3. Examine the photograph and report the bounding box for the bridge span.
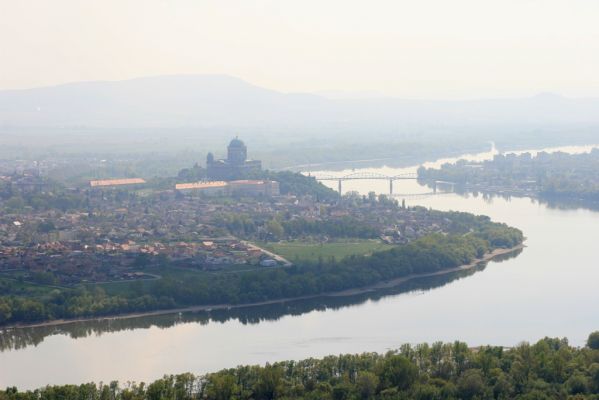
[308,172,455,196]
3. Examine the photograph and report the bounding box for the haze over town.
[1,1,598,398]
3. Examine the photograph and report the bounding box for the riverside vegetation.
[2,332,599,400]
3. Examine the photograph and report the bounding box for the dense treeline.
[0,185,85,213]
[0,221,522,326]
[249,170,338,201]
[215,214,379,240]
[280,217,379,239]
[541,177,599,202]
[2,332,599,399]
[177,163,207,181]
[427,210,524,249]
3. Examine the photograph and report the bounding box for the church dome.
[228,137,245,148]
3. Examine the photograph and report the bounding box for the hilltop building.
[175,181,228,196]
[229,180,280,196]
[206,138,262,180]
[89,178,146,188]
[176,180,279,197]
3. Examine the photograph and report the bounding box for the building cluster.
[300,197,452,244]
[175,179,279,197]
[0,237,273,285]
[80,139,279,197]
[0,172,52,194]
[0,191,300,284]
[176,138,279,197]
[90,178,146,187]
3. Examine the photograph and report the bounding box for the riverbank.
[328,244,524,297]
[444,185,599,211]
[1,243,524,331]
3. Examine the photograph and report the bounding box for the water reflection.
[447,188,599,213]
[0,249,522,353]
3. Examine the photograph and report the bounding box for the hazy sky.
[1,0,598,98]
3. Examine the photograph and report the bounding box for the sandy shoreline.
[2,244,524,330]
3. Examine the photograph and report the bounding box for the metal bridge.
[308,172,454,196]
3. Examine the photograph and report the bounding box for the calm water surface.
[1,145,599,389]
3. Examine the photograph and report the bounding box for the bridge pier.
[338,179,342,195]
[389,179,393,195]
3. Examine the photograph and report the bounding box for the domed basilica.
[206,138,262,180]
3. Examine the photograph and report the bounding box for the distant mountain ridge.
[0,75,328,129]
[1,74,598,131]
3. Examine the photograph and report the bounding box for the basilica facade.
[206,138,262,180]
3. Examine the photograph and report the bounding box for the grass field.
[260,240,395,263]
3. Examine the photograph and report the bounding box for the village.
[0,138,462,288]
[0,174,457,287]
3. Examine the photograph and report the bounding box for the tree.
[587,331,599,350]
[205,374,239,400]
[457,369,486,400]
[332,383,352,400]
[266,220,284,241]
[5,196,25,211]
[589,363,599,394]
[253,364,284,400]
[566,374,588,395]
[37,220,56,233]
[0,300,12,324]
[355,372,379,400]
[377,355,418,391]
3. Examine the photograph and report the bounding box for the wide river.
[1,144,599,389]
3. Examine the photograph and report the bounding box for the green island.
[2,332,598,400]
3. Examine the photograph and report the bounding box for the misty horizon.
[1,73,595,102]
[3,1,599,99]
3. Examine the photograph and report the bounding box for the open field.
[260,240,395,263]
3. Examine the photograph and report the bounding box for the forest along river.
[1,144,599,389]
